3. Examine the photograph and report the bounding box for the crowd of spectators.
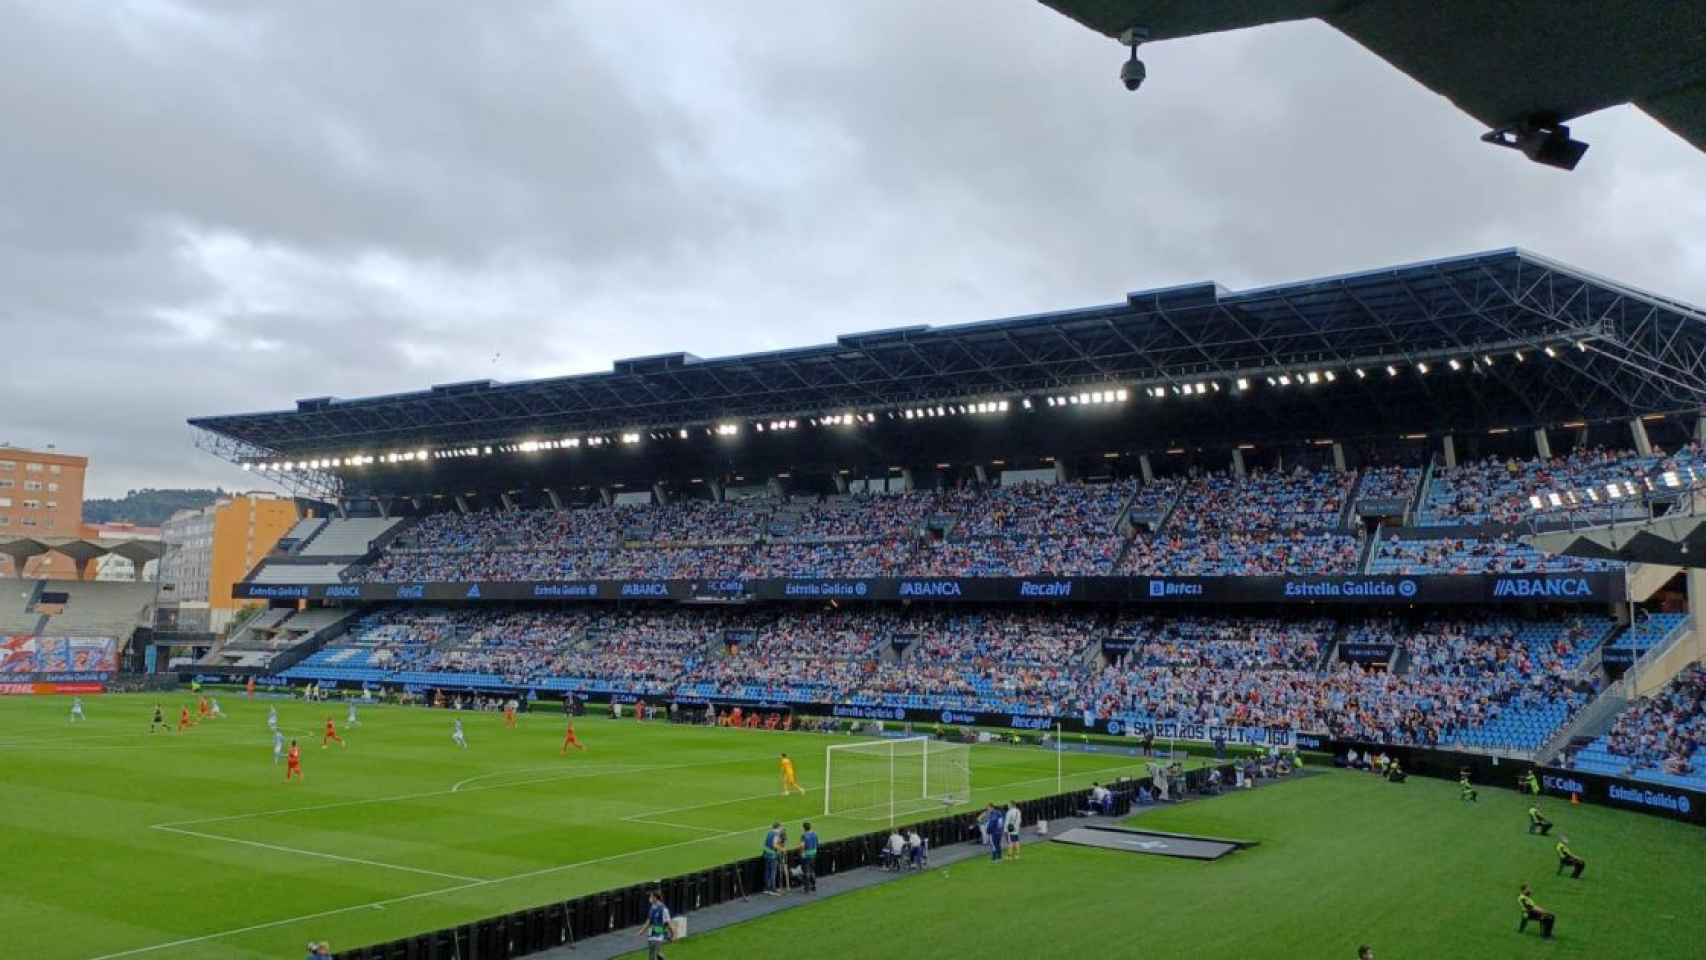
[295,603,1630,754]
[1355,465,1421,503]
[1369,533,1621,574]
[774,493,939,542]
[640,501,765,544]
[1169,467,1355,534]
[744,540,916,578]
[1122,530,1363,576]
[1125,477,1186,520]
[1600,664,1705,777]
[1112,616,1331,671]
[946,479,1137,537]
[1417,444,1706,526]
[911,534,1126,577]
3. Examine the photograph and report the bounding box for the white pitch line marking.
[156,753,755,830]
[88,819,774,960]
[449,761,640,792]
[152,825,484,883]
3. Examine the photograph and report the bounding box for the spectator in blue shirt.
[641,890,671,960]
[762,822,782,895]
[798,822,819,893]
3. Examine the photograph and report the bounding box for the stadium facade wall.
[234,572,1626,605]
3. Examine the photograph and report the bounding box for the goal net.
[823,737,971,823]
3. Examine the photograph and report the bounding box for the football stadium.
[8,3,1706,960]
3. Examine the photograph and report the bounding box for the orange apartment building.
[0,445,87,578]
[160,492,299,629]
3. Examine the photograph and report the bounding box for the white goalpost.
[823,736,971,825]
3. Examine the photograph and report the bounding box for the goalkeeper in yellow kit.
[780,753,806,797]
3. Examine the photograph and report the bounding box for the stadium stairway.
[23,578,45,613]
[265,606,362,674]
[284,517,330,555]
[1335,468,1363,530]
[1626,617,1702,700]
[1536,682,1629,767]
[1357,525,1384,574]
[1407,457,1436,526]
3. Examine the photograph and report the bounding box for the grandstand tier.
[279,604,1624,756]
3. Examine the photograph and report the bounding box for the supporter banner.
[1537,766,1704,826]
[2,636,118,677]
[1339,642,1397,665]
[1600,646,1637,677]
[236,572,1625,605]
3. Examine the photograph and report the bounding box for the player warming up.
[452,718,468,749]
[779,753,806,797]
[1517,883,1554,938]
[322,716,346,749]
[1555,835,1587,879]
[285,739,303,782]
[68,696,85,723]
[560,718,586,755]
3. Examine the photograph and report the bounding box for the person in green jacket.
[1555,835,1586,879]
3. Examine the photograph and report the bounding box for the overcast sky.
[4,0,1704,499]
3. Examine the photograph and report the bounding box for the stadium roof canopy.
[0,536,163,579]
[192,249,1706,499]
[1038,0,1706,169]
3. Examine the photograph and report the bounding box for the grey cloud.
[0,0,1702,498]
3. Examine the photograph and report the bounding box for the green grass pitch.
[1,693,1170,959]
[617,756,1706,959]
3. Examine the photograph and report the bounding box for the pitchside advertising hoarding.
[235,572,1625,605]
[1539,767,1704,826]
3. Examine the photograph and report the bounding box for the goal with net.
[823,736,971,823]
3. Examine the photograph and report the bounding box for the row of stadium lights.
[1152,344,1586,398]
[1528,467,1696,513]
[246,348,1586,473]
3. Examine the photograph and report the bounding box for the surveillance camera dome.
[1120,57,1145,91]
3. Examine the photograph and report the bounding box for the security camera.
[1118,26,1149,92]
[1120,56,1146,91]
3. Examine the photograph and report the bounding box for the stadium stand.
[298,517,401,556]
[1369,531,1621,574]
[1416,445,1706,526]
[1571,663,1706,789]
[1608,612,1689,653]
[1121,467,1364,575]
[283,603,1621,753]
[250,563,351,584]
[23,580,153,640]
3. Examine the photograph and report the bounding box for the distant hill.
[83,488,226,526]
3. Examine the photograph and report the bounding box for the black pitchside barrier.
[331,786,1103,960]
